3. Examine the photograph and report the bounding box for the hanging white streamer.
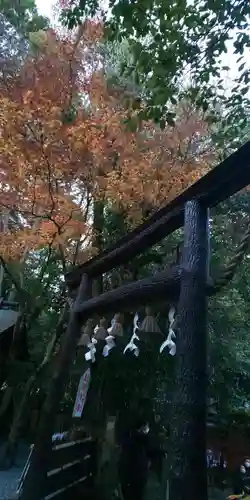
[123,313,140,357]
[103,316,116,357]
[85,338,97,362]
[107,316,116,334]
[159,307,176,356]
[103,335,116,357]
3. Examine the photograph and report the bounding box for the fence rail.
[17,438,97,500]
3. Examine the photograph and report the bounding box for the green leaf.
[239,62,246,72]
[153,91,169,106]
[241,86,249,96]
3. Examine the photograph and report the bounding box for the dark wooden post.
[20,274,91,500]
[170,200,208,500]
[206,208,211,280]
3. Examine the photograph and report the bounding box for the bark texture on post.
[170,200,208,500]
[20,274,91,500]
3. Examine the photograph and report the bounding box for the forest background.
[0,0,249,467]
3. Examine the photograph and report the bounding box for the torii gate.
[20,140,250,500]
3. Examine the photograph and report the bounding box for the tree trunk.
[20,275,91,500]
[10,313,29,361]
[169,200,208,500]
[0,263,4,297]
[92,200,104,296]
[2,305,69,468]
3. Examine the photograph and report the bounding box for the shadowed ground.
[0,441,29,500]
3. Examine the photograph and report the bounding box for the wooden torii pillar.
[20,200,209,500]
[170,200,208,500]
[20,275,92,500]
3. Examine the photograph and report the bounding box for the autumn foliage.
[0,20,214,263]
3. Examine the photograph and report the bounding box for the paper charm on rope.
[103,335,116,357]
[103,315,117,357]
[107,316,115,333]
[85,337,97,362]
[159,307,176,356]
[123,313,140,357]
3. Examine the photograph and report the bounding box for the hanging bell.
[78,318,95,346]
[108,313,123,337]
[94,317,108,340]
[140,306,162,334]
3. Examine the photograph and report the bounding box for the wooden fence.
[17,437,97,500]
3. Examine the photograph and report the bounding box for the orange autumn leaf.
[0,21,215,263]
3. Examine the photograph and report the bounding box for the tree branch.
[0,257,28,303]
